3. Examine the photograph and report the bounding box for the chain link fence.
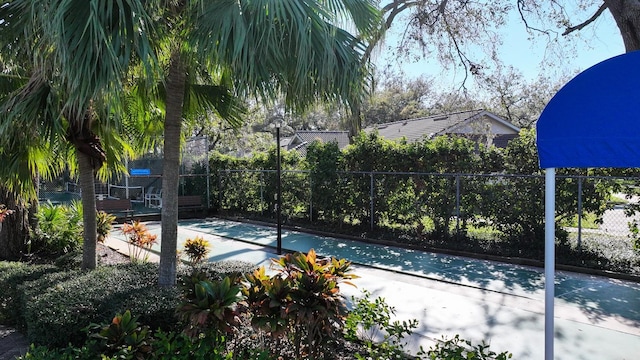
[38,137,211,212]
[214,171,640,244]
[37,169,640,245]
[36,169,640,273]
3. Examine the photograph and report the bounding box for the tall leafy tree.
[362,74,433,126]
[343,1,637,137]
[373,1,635,76]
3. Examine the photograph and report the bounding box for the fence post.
[205,172,210,209]
[309,176,313,222]
[218,170,223,209]
[577,177,583,251]
[260,171,265,215]
[456,175,461,240]
[370,172,375,230]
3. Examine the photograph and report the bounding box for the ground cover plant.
[2,248,512,359]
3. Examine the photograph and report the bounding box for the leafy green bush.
[22,263,180,347]
[177,275,244,337]
[53,251,83,269]
[30,201,83,257]
[96,210,116,243]
[19,321,232,360]
[244,249,358,359]
[151,329,231,359]
[214,129,630,274]
[183,236,211,264]
[7,259,256,348]
[0,262,60,326]
[306,140,343,222]
[422,334,512,360]
[189,260,258,281]
[18,344,107,360]
[89,310,154,359]
[345,290,418,360]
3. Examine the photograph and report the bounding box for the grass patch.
[561,212,601,229]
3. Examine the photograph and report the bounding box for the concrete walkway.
[104,217,640,360]
[0,326,28,360]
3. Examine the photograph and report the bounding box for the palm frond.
[184,84,246,128]
[189,0,379,113]
[42,0,157,113]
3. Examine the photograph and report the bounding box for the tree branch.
[562,3,608,36]
[363,0,421,62]
[517,0,552,35]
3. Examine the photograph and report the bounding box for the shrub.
[422,334,512,359]
[244,249,358,359]
[151,329,231,359]
[19,322,231,360]
[176,275,245,337]
[345,290,418,360]
[190,260,258,281]
[0,262,60,326]
[183,236,211,264]
[23,263,180,347]
[122,220,158,262]
[30,202,83,257]
[89,310,154,359]
[53,251,83,269]
[18,344,105,360]
[96,211,116,243]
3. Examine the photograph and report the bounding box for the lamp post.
[275,120,282,255]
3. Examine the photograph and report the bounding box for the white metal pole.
[276,125,282,255]
[545,168,556,360]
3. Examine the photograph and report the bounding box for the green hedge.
[0,262,61,327]
[213,130,625,260]
[190,260,258,281]
[4,260,259,348]
[22,263,181,347]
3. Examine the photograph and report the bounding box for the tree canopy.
[372,1,633,84]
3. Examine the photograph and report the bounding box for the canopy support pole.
[545,168,556,359]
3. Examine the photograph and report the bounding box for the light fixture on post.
[275,117,283,255]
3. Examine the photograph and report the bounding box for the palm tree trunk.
[78,151,98,269]
[159,50,186,286]
[348,102,362,141]
[0,188,31,260]
[68,109,104,270]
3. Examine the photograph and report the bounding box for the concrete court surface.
[107,218,640,359]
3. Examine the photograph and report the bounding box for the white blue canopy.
[536,50,639,359]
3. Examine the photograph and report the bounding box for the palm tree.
[0,0,156,269]
[0,33,72,260]
[1,0,382,281]
[146,1,382,286]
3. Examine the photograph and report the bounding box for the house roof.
[285,130,350,157]
[363,109,520,143]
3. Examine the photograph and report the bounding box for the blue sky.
[374,6,625,89]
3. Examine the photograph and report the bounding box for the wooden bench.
[96,198,133,220]
[178,195,203,209]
